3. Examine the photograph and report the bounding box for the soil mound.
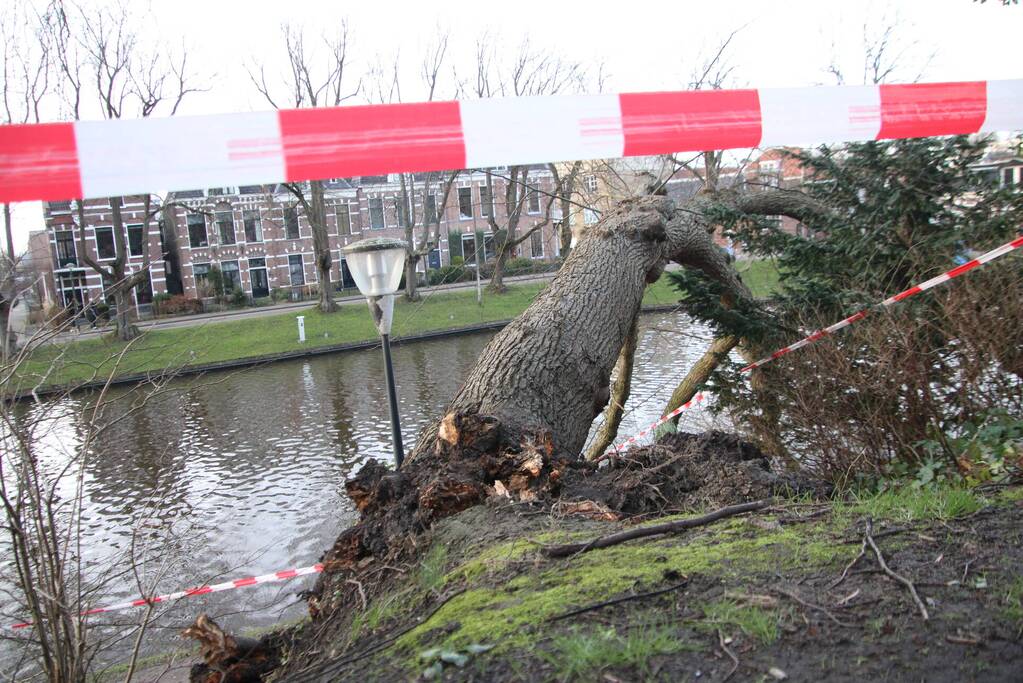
[562,430,823,515]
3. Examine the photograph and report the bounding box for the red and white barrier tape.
[603,233,1023,457]
[2,80,1022,204]
[10,563,323,629]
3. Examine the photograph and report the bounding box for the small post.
[381,333,404,467]
[296,315,305,342]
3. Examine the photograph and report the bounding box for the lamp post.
[342,237,409,468]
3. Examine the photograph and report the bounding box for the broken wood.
[863,518,930,620]
[542,499,771,558]
[182,614,278,683]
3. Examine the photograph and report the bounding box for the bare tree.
[44,0,201,340]
[461,38,587,292]
[1,1,51,358]
[366,35,461,301]
[824,11,936,86]
[250,23,360,313]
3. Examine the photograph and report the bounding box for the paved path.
[44,272,556,343]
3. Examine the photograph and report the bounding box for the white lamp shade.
[343,239,407,297]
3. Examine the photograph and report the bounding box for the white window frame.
[94,226,117,260]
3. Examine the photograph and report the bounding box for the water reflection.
[2,311,721,666]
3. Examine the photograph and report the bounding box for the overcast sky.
[7,0,1023,249]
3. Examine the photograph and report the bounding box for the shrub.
[229,287,248,307]
[153,294,202,316]
[427,264,470,286]
[681,136,1023,486]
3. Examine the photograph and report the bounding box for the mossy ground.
[275,482,1023,682]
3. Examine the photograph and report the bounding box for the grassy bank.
[13,262,780,391]
[278,483,1023,682]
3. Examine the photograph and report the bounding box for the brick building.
[43,196,172,310]
[41,167,560,309]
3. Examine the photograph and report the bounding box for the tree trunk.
[112,283,137,341]
[487,244,508,293]
[663,335,739,426]
[404,251,420,301]
[584,313,640,460]
[309,181,337,314]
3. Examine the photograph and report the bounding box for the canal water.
[1,311,724,670]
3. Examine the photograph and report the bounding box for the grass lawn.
[14,264,780,391]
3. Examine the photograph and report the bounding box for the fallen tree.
[185,189,829,681]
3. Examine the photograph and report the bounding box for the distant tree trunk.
[584,313,640,460]
[309,181,336,313]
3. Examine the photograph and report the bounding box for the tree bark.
[309,181,337,313]
[584,313,640,460]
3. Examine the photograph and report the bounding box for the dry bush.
[745,259,1023,486]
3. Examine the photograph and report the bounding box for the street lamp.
[342,237,409,468]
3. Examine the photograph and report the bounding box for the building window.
[531,229,544,258]
[462,233,478,264]
[187,214,208,248]
[583,208,598,225]
[285,207,300,239]
[480,185,492,216]
[527,186,541,214]
[95,227,116,259]
[585,175,598,193]
[207,187,237,197]
[222,260,240,291]
[243,209,263,242]
[193,262,211,288]
[55,229,77,267]
[126,224,144,257]
[289,254,305,286]
[424,194,437,224]
[369,197,385,229]
[216,210,235,245]
[458,187,473,219]
[336,204,351,235]
[134,271,153,305]
[1003,168,1016,186]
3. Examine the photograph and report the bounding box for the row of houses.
[39,168,561,311]
[34,146,1023,313]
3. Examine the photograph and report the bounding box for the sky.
[6,0,1023,250]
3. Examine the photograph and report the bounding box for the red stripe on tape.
[619,89,762,156]
[276,569,298,579]
[233,577,258,587]
[0,123,81,202]
[1012,235,1023,249]
[878,82,987,140]
[845,311,868,324]
[278,102,465,182]
[186,586,213,596]
[946,258,981,279]
[892,285,922,302]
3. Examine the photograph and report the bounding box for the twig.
[542,500,771,558]
[828,535,867,590]
[548,580,688,622]
[346,579,367,610]
[864,518,929,620]
[718,629,739,681]
[771,587,854,628]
